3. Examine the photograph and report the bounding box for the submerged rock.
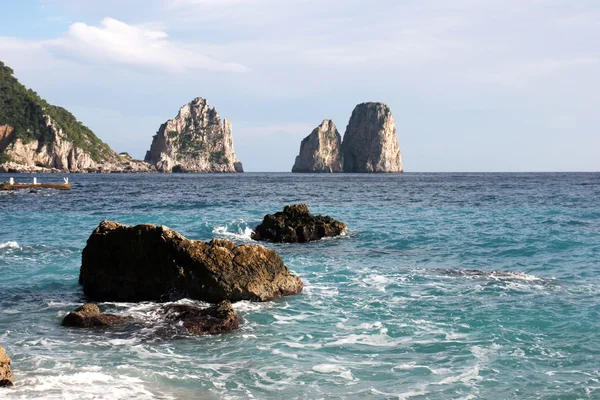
[341,102,403,173]
[292,120,343,173]
[0,346,13,387]
[252,204,346,243]
[161,301,239,335]
[79,221,303,302]
[61,304,133,328]
[144,97,243,173]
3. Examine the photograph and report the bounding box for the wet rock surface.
[79,221,303,302]
[0,346,13,387]
[161,301,239,335]
[252,204,347,243]
[61,304,134,328]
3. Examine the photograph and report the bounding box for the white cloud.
[44,17,247,73]
[477,57,599,88]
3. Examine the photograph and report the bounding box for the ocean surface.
[0,172,599,399]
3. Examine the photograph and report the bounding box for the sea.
[0,172,599,399]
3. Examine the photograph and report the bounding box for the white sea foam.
[212,222,254,240]
[0,241,20,249]
[360,273,391,292]
[4,369,175,400]
[437,367,481,385]
[312,364,356,381]
[329,333,398,347]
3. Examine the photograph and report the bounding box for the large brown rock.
[252,204,347,243]
[61,304,133,328]
[0,346,13,387]
[79,221,303,302]
[162,301,239,335]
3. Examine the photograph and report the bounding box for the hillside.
[0,61,151,172]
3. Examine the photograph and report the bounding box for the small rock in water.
[252,204,346,243]
[0,346,13,387]
[161,301,239,335]
[61,304,133,328]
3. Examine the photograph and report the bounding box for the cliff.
[291,120,343,173]
[144,98,243,173]
[0,61,153,173]
[341,102,403,173]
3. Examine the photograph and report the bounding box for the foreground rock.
[62,302,239,335]
[145,97,243,173]
[61,304,133,328]
[80,221,302,302]
[292,120,343,173]
[0,346,13,387]
[341,102,403,173]
[252,204,346,243]
[162,301,239,335]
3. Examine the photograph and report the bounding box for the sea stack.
[291,120,343,173]
[341,102,403,173]
[145,97,243,173]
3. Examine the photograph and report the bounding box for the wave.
[0,241,20,249]
[439,268,546,282]
[212,221,254,241]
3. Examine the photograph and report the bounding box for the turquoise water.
[0,172,599,399]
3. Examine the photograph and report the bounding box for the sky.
[0,0,599,172]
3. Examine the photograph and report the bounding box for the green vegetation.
[0,153,13,163]
[210,150,229,165]
[0,60,113,162]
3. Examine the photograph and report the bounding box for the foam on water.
[1,172,599,399]
[212,220,254,241]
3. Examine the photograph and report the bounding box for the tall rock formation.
[292,120,343,173]
[145,98,243,173]
[0,61,153,173]
[341,102,403,173]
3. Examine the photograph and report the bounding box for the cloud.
[44,17,247,73]
[477,57,599,88]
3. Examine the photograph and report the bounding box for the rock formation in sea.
[62,302,239,335]
[79,221,302,302]
[0,61,154,173]
[0,346,13,387]
[161,301,239,335]
[291,120,343,173]
[252,204,347,243]
[341,102,403,173]
[144,97,244,173]
[61,304,133,328]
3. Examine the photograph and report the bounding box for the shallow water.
[0,172,599,399]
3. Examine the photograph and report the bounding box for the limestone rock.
[144,97,243,173]
[341,102,403,173]
[61,304,133,328]
[292,120,343,173]
[0,346,13,387]
[79,221,302,302]
[252,204,347,243]
[161,301,239,335]
[0,61,155,173]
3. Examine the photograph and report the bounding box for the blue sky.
[1,0,599,171]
